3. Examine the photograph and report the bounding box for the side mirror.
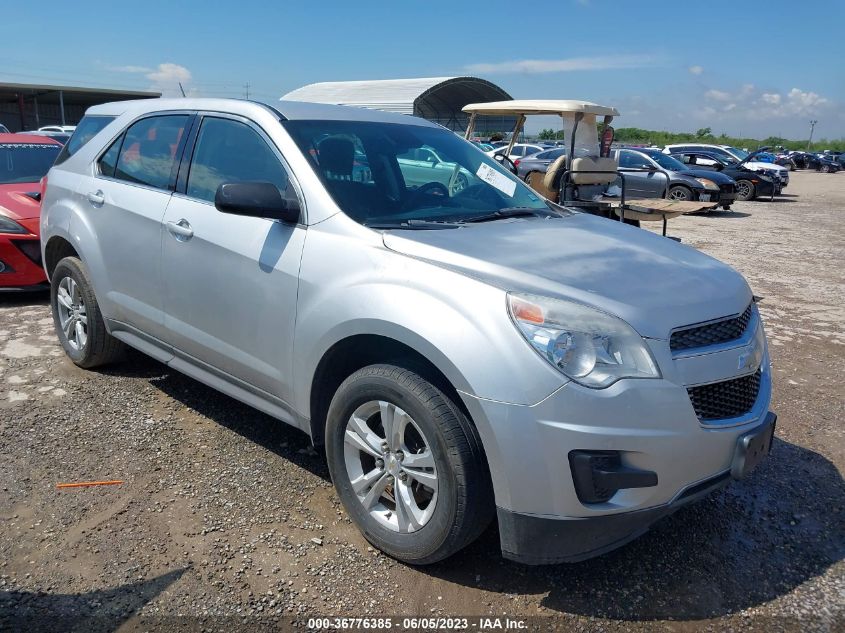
[713,162,724,171]
[215,182,300,223]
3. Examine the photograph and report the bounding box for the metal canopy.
[0,82,160,131]
[282,77,514,132]
[462,99,620,117]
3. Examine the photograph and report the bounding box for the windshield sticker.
[476,163,516,197]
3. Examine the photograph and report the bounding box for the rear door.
[160,114,306,400]
[88,112,192,338]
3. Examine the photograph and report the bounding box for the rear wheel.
[325,364,493,565]
[51,257,125,368]
[667,185,692,201]
[735,179,755,201]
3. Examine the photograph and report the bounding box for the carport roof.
[281,76,512,117]
[0,82,160,108]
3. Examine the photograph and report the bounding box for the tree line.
[532,126,845,152]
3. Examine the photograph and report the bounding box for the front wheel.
[667,185,692,201]
[325,364,493,565]
[51,256,125,368]
[735,179,755,201]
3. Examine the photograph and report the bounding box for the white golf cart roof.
[462,100,619,117]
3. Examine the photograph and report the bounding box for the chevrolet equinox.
[40,99,776,564]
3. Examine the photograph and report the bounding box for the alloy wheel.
[343,400,438,533]
[56,276,88,351]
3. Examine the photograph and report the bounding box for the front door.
[160,115,306,401]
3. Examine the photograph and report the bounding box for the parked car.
[38,125,76,134]
[667,150,778,201]
[487,143,545,161]
[21,130,72,145]
[397,145,473,193]
[515,147,566,181]
[471,141,494,152]
[614,148,737,209]
[814,153,841,173]
[663,144,789,189]
[0,133,62,288]
[42,98,775,565]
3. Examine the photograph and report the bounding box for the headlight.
[508,293,660,388]
[0,215,28,234]
[694,178,719,191]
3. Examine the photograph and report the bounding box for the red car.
[0,134,62,289]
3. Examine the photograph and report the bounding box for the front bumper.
[0,233,47,289]
[497,412,775,564]
[460,316,773,564]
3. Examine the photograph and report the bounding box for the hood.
[382,213,751,340]
[743,160,787,173]
[0,183,42,221]
[679,168,736,185]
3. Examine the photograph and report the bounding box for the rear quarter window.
[54,115,116,165]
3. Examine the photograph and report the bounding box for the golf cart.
[463,100,720,235]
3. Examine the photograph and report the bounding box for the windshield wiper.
[364,219,462,230]
[459,207,551,223]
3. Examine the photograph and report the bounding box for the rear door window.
[54,115,115,165]
[112,115,189,190]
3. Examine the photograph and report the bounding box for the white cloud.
[147,63,191,86]
[761,93,781,105]
[464,54,659,74]
[108,65,153,73]
[145,63,193,96]
[688,65,704,75]
[723,103,737,112]
[104,61,195,96]
[704,89,731,102]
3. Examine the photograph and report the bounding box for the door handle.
[166,219,194,241]
[87,190,105,205]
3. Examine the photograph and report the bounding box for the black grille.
[687,370,761,421]
[671,303,753,351]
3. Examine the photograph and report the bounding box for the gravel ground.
[1,171,843,632]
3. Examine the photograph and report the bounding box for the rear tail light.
[39,176,48,201]
[514,159,521,167]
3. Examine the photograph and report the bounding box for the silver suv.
[41,98,776,565]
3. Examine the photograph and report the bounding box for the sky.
[2,0,843,140]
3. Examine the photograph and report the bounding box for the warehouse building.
[0,82,160,132]
[282,76,514,134]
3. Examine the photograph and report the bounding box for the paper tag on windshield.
[476,163,516,197]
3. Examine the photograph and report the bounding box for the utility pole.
[807,120,817,151]
[244,82,250,99]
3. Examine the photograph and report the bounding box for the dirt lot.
[1,171,843,632]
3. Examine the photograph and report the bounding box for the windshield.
[725,146,749,160]
[0,143,61,184]
[641,151,688,171]
[283,120,550,226]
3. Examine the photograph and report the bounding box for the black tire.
[722,204,731,211]
[735,179,755,201]
[325,364,493,565]
[821,164,830,173]
[667,185,692,201]
[50,256,125,368]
